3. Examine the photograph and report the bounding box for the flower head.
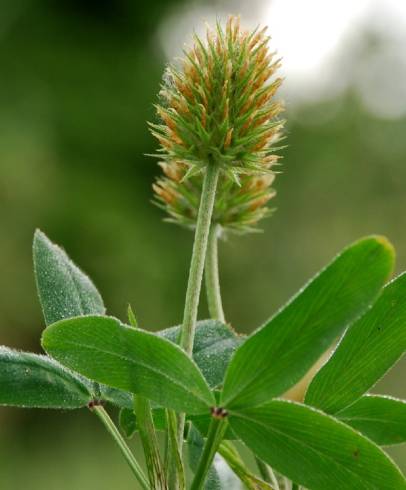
[153,163,278,233]
[151,16,285,233]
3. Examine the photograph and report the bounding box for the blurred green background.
[1,0,406,487]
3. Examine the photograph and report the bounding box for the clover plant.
[2,16,406,490]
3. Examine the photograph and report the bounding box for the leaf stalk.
[93,405,150,490]
[177,162,220,449]
[134,395,168,489]
[190,415,228,490]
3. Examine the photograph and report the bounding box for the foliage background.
[1,0,406,487]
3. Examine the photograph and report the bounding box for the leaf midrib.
[224,287,349,405]
[1,353,89,393]
[52,336,212,409]
[339,415,406,426]
[224,246,382,406]
[232,409,383,490]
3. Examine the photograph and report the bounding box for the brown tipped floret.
[150,16,285,234]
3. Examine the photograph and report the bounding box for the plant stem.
[220,442,276,489]
[166,409,186,490]
[205,223,225,322]
[256,456,280,489]
[203,178,278,490]
[93,405,150,490]
[163,411,171,484]
[190,417,228,490]
[179,163,220,354]
[177,163,220,448]
[134,395,168,489]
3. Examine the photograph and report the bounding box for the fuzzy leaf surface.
[33,230,132,409]
[306,273,406,413]
[100,385,133,409]
[337,395,406,446]
[229,400,406,490]
[159,320,243,388]
[222,236,394,409]
[33,229,105,326]
[42,315,215,414]
[99,320,241,410]
[0,347,92,408]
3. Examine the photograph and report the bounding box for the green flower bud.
[151,16,285,234]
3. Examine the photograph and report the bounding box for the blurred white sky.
[157,0,406,119]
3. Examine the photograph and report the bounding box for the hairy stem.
[205,222,264,489]
[166,409,186,490]
[179,163,220,354]
[205,223,225,322]
[177,163,220,448]
[93,406,150,490]
[190,417,228,490]
[134,396,168,489]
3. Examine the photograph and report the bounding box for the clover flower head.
[151,16,285,234]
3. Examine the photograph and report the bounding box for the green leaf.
[119,408,137,438]
[187,424,240,489]
[119,406,168,436]
[148,407,167,431]
[127,304,138,328]
[160,320,243,388]
[336,395,406,446]
[33,229,105,326]
[32,231,135,413]
[229,400,406,490]
[221,236,394,409]
[305,273,406,413]
[0,347,92,408]
[99,320,240,411]
[42,315,215,414]
[94,320,241,411]
[100,385,133,410]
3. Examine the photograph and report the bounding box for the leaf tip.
[40,328,50,353]
[33,229,55,259]
[33,228,48,245]
[374,234,395,256]
[373,234,396,278]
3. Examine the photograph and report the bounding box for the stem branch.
[134,395,168,489]
[93,405,150,490]
[177,163,220,449]
[166,409,186,490]
[179,163,220,354]
[205,223,225,322]
[190,417,228,490]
